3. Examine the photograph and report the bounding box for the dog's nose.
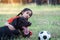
[43,35,47,39]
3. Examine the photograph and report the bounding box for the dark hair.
[17,8,33,17]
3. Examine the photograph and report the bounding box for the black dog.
[0,17,31,40]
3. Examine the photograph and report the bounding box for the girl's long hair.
[17,8,33,17]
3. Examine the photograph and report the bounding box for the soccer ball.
[38,31,51,40]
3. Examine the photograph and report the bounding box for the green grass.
[0,4,60,40]
[0,11,60,40]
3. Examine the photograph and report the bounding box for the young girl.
[4,8,33,40]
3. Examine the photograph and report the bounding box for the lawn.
[0,4,60,40]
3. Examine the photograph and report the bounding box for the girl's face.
[22,11,32,19]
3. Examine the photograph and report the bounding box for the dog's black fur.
[0,17,31,40]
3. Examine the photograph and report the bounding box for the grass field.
[0,4,60,40]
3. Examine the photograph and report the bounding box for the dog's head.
[10,17,31,37]
[11,17,31,29]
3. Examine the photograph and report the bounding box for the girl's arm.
[5,22,15,30]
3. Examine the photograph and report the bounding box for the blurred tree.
[1,0,8,3]
[36,0,42,5]
[57,0,60,4]
[32,0,35,3]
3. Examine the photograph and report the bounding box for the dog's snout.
[43,35,47,39]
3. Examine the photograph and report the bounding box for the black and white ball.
[38,31,51,40]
